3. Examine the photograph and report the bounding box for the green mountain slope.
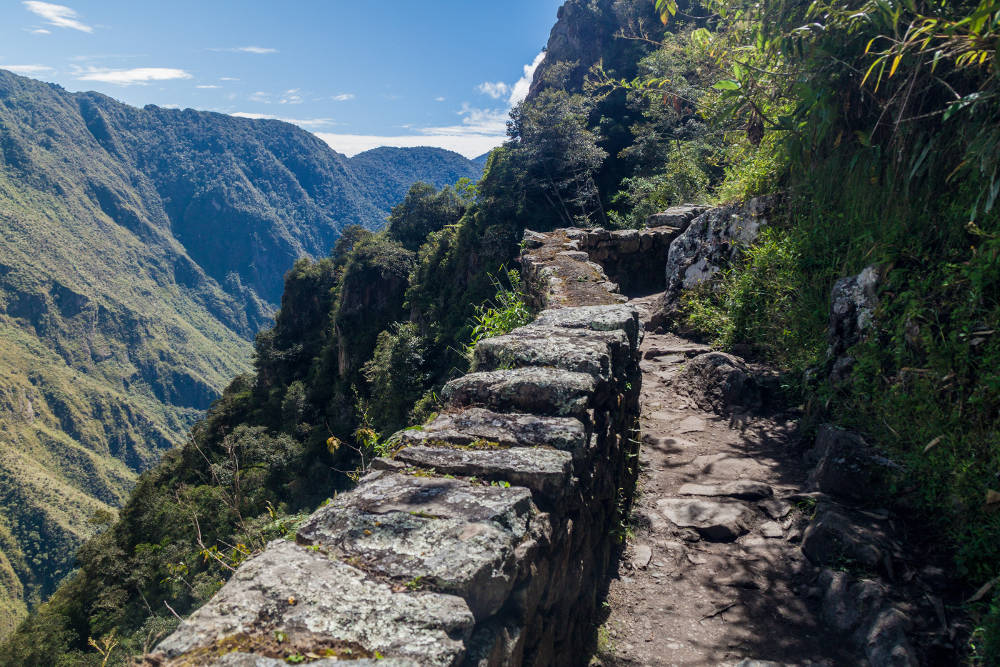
[0,68,480,638]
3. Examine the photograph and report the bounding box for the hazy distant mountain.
[0,68,481,635]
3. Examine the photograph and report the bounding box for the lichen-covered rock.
[390,445,574,501]
[663,197,772,295]
[474,328,613,381]
[807,425,902,502]
[151,541,474,666]
[829,266,879,359]
[826,265,880,382]
[534,304,640,350]
[296,473,533,621]
[676,352,760,413]
[442,367,597,417]
[395,408,588,460]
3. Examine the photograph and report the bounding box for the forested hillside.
[0,68,481,639]
[2,0,997,662]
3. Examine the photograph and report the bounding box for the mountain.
[0,68,481,637]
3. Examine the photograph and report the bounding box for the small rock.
[760,499,793,520]
[657,498,753,542]
[760,522,784,538]
[631,544,653,570]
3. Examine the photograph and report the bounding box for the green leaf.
[713,79,740,90]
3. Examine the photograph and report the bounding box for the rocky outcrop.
[149,230,643,666]
[827,266,880,382]
[653,197,773,329]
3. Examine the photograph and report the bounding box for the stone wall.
[147,231,643,666]
[519,205,705,303]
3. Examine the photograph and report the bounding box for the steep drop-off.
[0,68,481,636]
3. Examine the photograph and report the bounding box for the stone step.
[442,367,596,417]
[297,472,534,621]
[150,541,472,666]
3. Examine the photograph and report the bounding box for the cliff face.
[0,68,481,636]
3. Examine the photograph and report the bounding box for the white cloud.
[219,76,239,81]
[212,46,278,54]
[196,84,219,89]
[316,133,501,159]
[230,112,335,128]
[435,96,446,102]
[75,67,192,85]
[26,28,51,34]
[477,81,510,99]
[249,91,270,103]
[331,93,355,102]
[280,88,302,104]
[508,51,545,106]
[1,64,55,74]
[23,1,92,32]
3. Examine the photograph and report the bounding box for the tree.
[507,89,608,227]
[385,183,466,251]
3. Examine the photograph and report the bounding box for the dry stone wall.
[148,230,644,666]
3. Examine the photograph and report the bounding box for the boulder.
[864,607,918,667]
[807,425,902,503]
[819,569,885,633]
[660,197,773,311]
[801,504,893,571]
[677,352,760,413]
[827,266,880,382]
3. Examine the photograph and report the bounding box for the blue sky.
[0,1,565,157]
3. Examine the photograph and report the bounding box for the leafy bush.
[466,269,533,359]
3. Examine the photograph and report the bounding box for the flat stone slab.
[395,408,588,459]
[760,521,784,538]
[677,481,773,500]
[657,498,754,542]
[474,329,612,381]
[297,472,532,620]
[152,541,474,666]
[214,655,416,667]
[442,367,596,417]
[390,445,573,500]
[534,304,640,350]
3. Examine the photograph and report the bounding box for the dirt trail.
[596,294,855,666]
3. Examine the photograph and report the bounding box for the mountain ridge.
[0,67,482,637]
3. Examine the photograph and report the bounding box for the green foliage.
[507,90,609,227]
[682,226,825,368]
[971,590,1000,665]
[386,183,468,251]
[362,323,429,436]
[467,269,533,357]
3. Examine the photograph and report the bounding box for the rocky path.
[596,295,856,666]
